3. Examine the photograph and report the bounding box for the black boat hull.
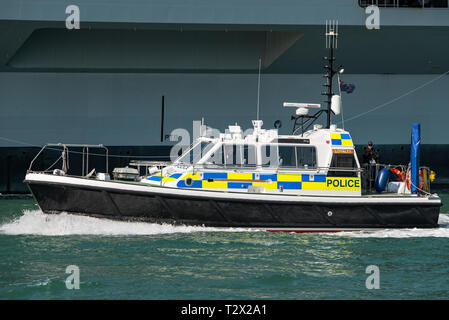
[25,176,442,231]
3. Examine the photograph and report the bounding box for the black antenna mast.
[323,20,339,129]
[288,21,342,135]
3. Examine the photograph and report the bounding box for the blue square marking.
[278,181,301,190]
[228,182,252,189]
[331,139,342,145]
[259,174,277,181]
[204,172,228,180]
[177,180,202,188]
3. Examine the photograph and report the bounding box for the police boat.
[23,24,442,232]
[24,111,441,232]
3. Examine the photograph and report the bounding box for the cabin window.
[204,144,225,166]
[328,154,357,177]
[177,141,213,164]
[204,144,256,167]
[243,145,257,167]
[261,145,277,167]
[278,146,297,168]
[261,145,316,169]
[295,147,317,169]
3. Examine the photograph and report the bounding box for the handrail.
[129,160,172,167]
[28,143,109,175]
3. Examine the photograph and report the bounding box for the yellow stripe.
[161,177,177,182]
[202,181,228,189]
[277,173,302,182]
[341,139,353,146]
[302,178,361,191]
[227,172,252,180]
[252,182,278,190]
[182,172,202,180]
[301,182,327,190]
[330,133,341,139]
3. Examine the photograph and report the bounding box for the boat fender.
[52,169,66,176]
[374,168,390,193]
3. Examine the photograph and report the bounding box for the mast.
[323,20,338,129]
[287,20,342,135]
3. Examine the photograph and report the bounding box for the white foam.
[332,214,449,238]
[0,210,254,236]
[438,213,449,225]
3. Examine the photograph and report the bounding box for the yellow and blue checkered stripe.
[330,133,353,146]
[147,172,360,191]
[146,173,182,183]
[167,172,360,191]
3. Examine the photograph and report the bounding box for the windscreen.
[177,141,213,164]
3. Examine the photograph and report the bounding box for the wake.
[333,214,449,238]
[0,209,252,236]
[1,210,448,238]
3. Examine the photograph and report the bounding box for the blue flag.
[339,80,355,94]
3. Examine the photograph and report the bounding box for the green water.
[0,191,448,300]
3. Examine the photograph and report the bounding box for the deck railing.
[361,163,432,194]
[27,143,109,177]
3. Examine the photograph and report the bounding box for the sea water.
[0,191,448,300]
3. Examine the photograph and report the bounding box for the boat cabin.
[143,120,362,197]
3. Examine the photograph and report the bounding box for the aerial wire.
[339,70,449,125]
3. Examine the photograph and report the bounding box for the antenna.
[286,20,343,135]
[323,20,339,129]
[256,57,262,120]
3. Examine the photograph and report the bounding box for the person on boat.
[363,141,379,164]
[363,141,380,190]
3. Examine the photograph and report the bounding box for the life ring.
[390,168,404,181]
[406,169,424,191]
